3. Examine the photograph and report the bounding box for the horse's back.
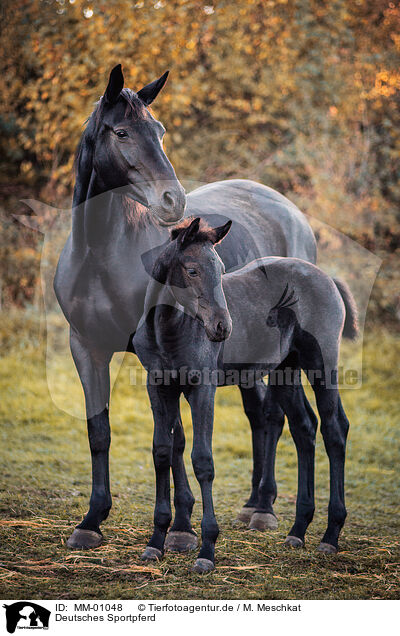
[222,256,345,368]
[186,179,317,265]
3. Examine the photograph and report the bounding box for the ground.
[0,313,399,600]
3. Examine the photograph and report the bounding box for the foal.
[133,217,352,572]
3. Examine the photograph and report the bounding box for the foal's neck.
[143,280,192,342]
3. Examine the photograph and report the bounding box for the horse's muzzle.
[205,315,232,342]
[152,183,186,226]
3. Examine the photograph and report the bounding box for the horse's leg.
[141,384,180,561]
[312,382,349,553]
[236,382,268,523]
[185,384,218,573]
[275,372,318,548]
[248,382,285,531]
[67,332,112,549]
[164,414,198,552]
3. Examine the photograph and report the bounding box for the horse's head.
[152,217,233,342]
[76,64,186,225]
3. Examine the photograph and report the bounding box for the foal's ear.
[176,217,201,248]
[211,220,232,244]
[104,64,124,104]
[137,71,169,106]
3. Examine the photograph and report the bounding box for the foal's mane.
[170,217,216,243]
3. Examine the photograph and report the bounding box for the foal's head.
[75,64,186,225]
[152,217,233,342]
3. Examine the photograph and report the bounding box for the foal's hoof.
[141,546,163,561]
[66,529,103,550]
[317,542,337,554]
[192,558,215,574]
[164,531,198,552]
[249,512,278,532]
[284,535,304,549]
[235,506,256,524]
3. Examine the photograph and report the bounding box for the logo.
[3,603,50,634]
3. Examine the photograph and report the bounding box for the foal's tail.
[333,278,358,340]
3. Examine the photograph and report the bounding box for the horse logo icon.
[3,602,50,634]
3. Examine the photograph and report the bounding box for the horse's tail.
[333,278,358,340]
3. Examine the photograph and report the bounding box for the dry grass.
[0,313,399,599]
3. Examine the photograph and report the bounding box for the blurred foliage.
[0,0,399,322]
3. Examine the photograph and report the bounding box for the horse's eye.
[115,129,128,139]
[186,268,198,277]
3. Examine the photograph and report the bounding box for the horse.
[54,63,320,551]
[133,217,356,573]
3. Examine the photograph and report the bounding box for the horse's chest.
[55,242,151,344]
[68,274,145,348]
[138,338,191,372]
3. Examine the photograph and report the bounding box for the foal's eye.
[186,268,198,277]
[115,129,128,139]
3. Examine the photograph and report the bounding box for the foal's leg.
[67,332,112,549]
[312,382,349,553]
[248,382,285,531]
[236,382,268,523]
[277,374,318,548]
[141,384,180,561]
[185,384,218,573]
[164,414,198,552]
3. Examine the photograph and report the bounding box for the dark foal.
[133,218,232,573]
[133,218,356,572]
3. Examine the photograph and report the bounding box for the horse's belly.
[221,318,283,366]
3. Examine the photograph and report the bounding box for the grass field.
[0,312,399,600]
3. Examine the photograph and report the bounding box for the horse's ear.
[137,71,169,106]
[211,220,232,244]
[177,217,201,248]
[104,64,124,104]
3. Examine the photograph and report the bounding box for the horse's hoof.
[249,512,278,531]
[192,558,215,574]
[317,542,337,554]
[141,546,163,561]
[235,506,256,524]
[164,531,198,552]
[66,528,103,550]
[284,535,304,549]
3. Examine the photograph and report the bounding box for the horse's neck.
[72,179,115,251]
[71,172,126,252]
[70,172,166,267]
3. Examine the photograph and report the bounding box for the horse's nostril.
[216,321,229,340]
[162,191,175,210]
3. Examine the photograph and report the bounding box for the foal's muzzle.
[205,312,232,343]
